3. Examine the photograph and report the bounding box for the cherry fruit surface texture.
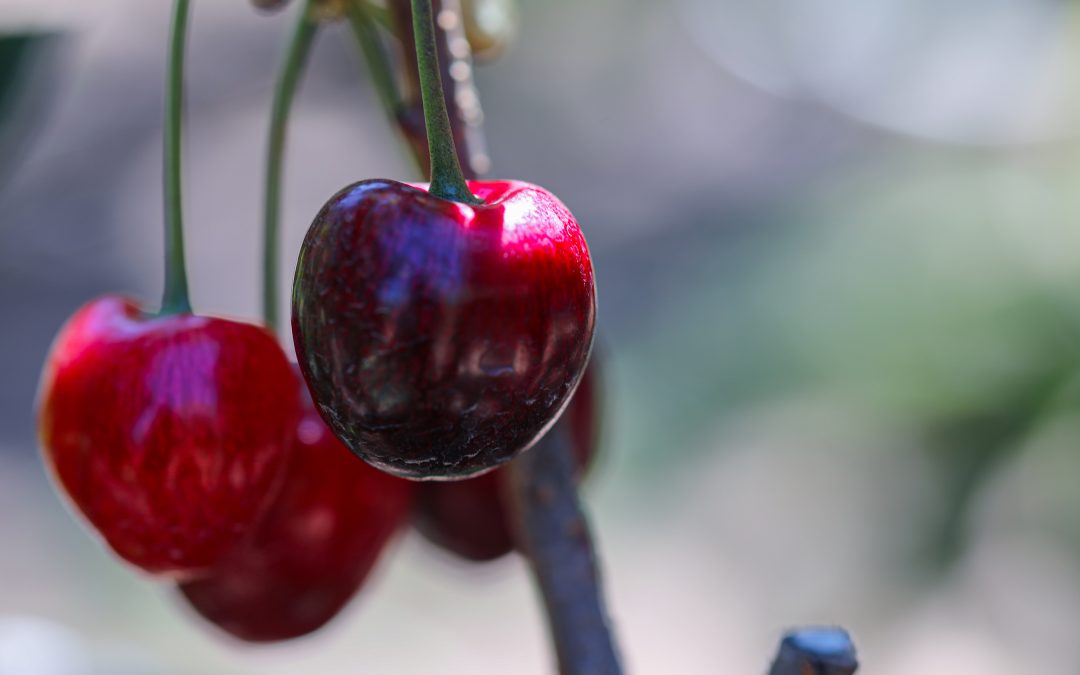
[292,179,596,479]
[413,359,601,561]
[37,296,299,577]
[179,367,413,642]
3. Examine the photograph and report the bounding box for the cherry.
[37,296,299,577]
[412,359,601,561]
[292,179,596,480]
[178,366,414,642]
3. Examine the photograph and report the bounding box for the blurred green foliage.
[0,32,60,190]
[617,147,1080,574]
[0,34,39,124]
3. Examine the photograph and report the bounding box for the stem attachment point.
[410,0,483,204]
[160,0,194,316]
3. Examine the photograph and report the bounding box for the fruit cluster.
[38,291,597,642]
[35,0,601,643]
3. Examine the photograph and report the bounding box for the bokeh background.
[4,0,1080,672]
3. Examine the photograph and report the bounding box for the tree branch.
[768,627,858,675]
[504,426,623,675]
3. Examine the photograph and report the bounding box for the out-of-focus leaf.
[978,391,1080,558]
[752,150,1080,572]
[0,32,63,189]
[0,34,39,125]
[920,365,1070,569]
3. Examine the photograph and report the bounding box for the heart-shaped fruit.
[37,296,298,577]
[292,179,596,479]
[412,358,601,561]
[179,367,413,642]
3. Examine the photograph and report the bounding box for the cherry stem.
[505,426,623,675]
[387,0,488,182]
[262,0,319,333]
[345,2,408,143]
[160,0,193,316]
[362,1,395,32]
[409,0,482,203]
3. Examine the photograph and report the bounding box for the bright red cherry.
[178,367,414,642]
[412,358,601,561]
[37,296,299,577]
[292,179,596,480]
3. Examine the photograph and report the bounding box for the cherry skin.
[37,296,299,577]
[412,358,601,561]
[292,179,596,480]
[178,366,414,643]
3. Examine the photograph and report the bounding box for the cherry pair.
[37,297,412,641]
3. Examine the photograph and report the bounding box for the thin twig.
[768,627,858,675]
[504,426,623,675]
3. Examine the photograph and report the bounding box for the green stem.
[346,3,403,126]
[347,1,429,176]
[262,0,319,332]
[349,0,428,178]
[361,1,395,32]
[410,0,482,204]
[160,0,193,315]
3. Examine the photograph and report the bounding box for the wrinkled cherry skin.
[412,358,601,561]
[37,296,299,577]
[292,179,596,479]
[179,367,413,642]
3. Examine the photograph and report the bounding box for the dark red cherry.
[178,367,413,642]
[292,179,596,479]
[412,358,601,561]
[37,296,299,577]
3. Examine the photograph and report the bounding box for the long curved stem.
[346,3,407,131]
[409,0,481,203]
[347,3,427,179]
[262,0,319,332]
[160,0,193,316]
[362,1,395,31]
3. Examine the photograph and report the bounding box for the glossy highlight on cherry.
[179,367,413,642]
[37,296,299,577]
[292,179,596,480]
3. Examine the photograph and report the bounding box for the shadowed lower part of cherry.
[412,358,601,561]
[291,178,596,480]
[178,367,414,643]
[36,296,299,577]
